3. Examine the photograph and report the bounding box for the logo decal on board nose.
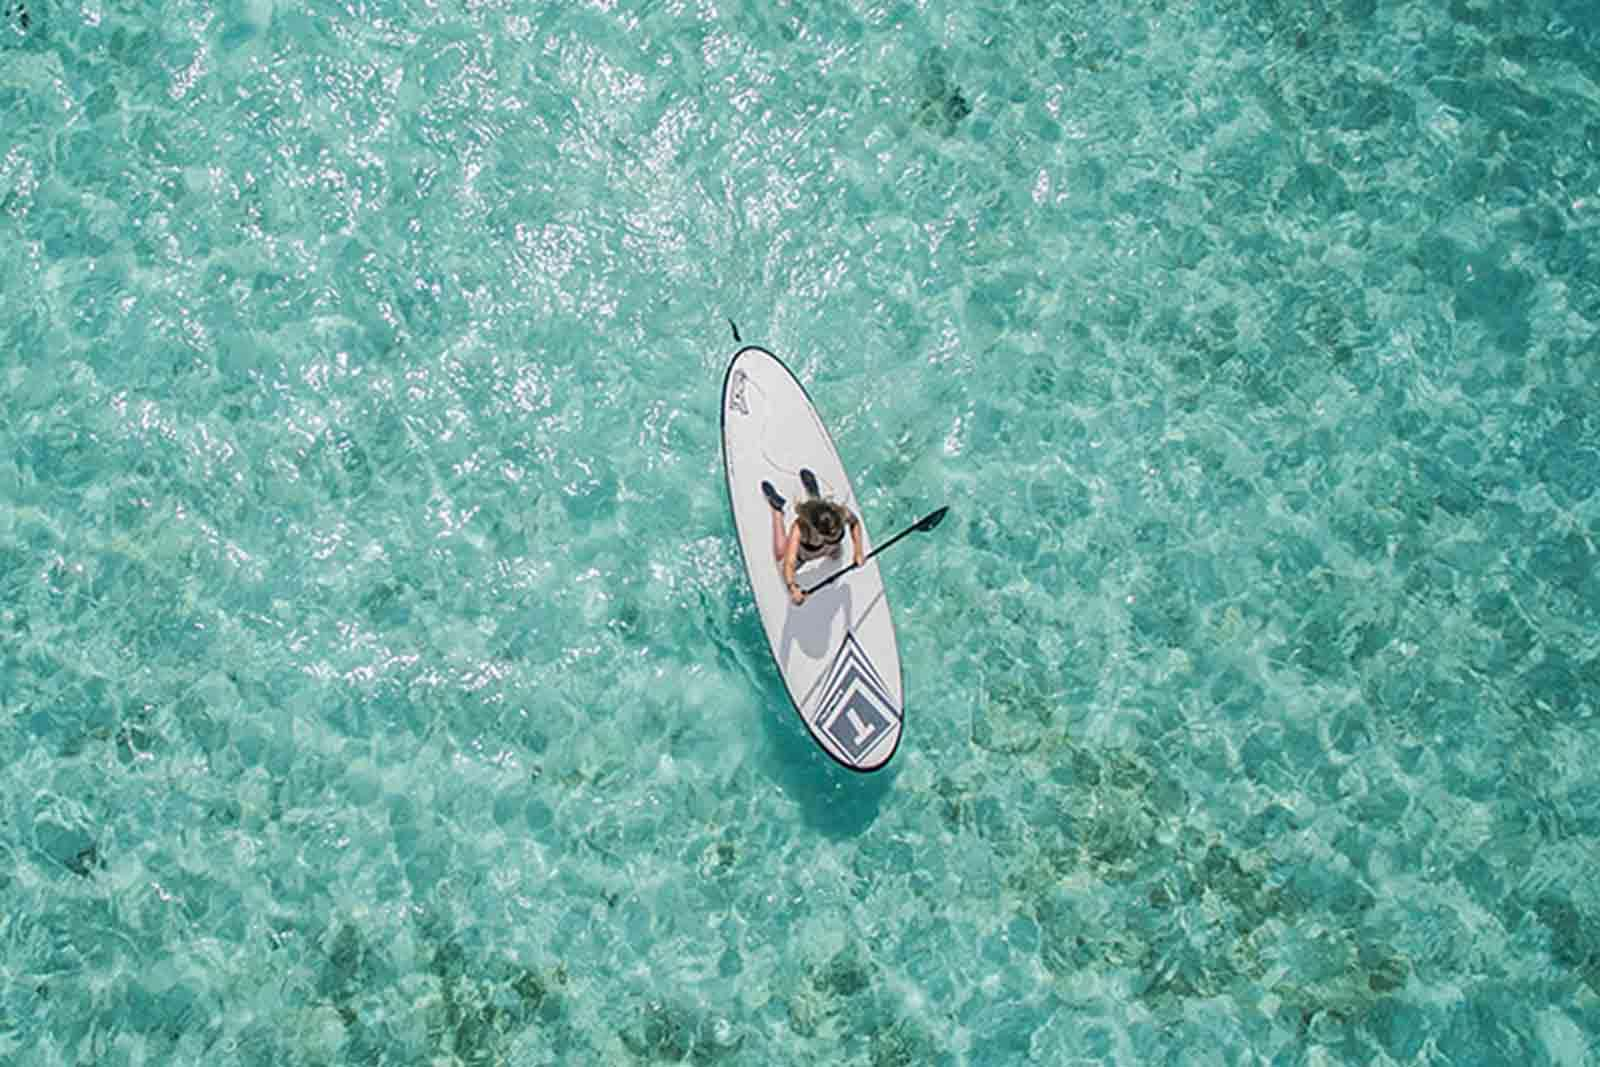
[728,370,750,416]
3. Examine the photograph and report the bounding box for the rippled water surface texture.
[4,0,1600,1063]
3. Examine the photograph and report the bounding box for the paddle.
[801,506,950,596]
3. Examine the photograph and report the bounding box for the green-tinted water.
[3,0,1598,1063]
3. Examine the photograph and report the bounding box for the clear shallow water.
[3,0,1599,1062]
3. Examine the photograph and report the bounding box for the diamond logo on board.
[814,631,899,763]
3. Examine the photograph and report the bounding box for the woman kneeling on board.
[762,468,864,605]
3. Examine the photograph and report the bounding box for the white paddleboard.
[721,345,904,772]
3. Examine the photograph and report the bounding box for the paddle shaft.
[801,506,949,596]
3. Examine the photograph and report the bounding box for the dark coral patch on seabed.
[913,48,973,136]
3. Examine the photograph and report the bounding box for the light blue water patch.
[3,0,1600,1063]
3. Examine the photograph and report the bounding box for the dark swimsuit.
[797,536,839,561]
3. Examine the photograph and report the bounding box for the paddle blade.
[916,506,949,532]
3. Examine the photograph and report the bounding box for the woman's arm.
[782,525,805,604]
[849,512,864,567]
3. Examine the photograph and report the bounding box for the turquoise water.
[3,0,1599,1061]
